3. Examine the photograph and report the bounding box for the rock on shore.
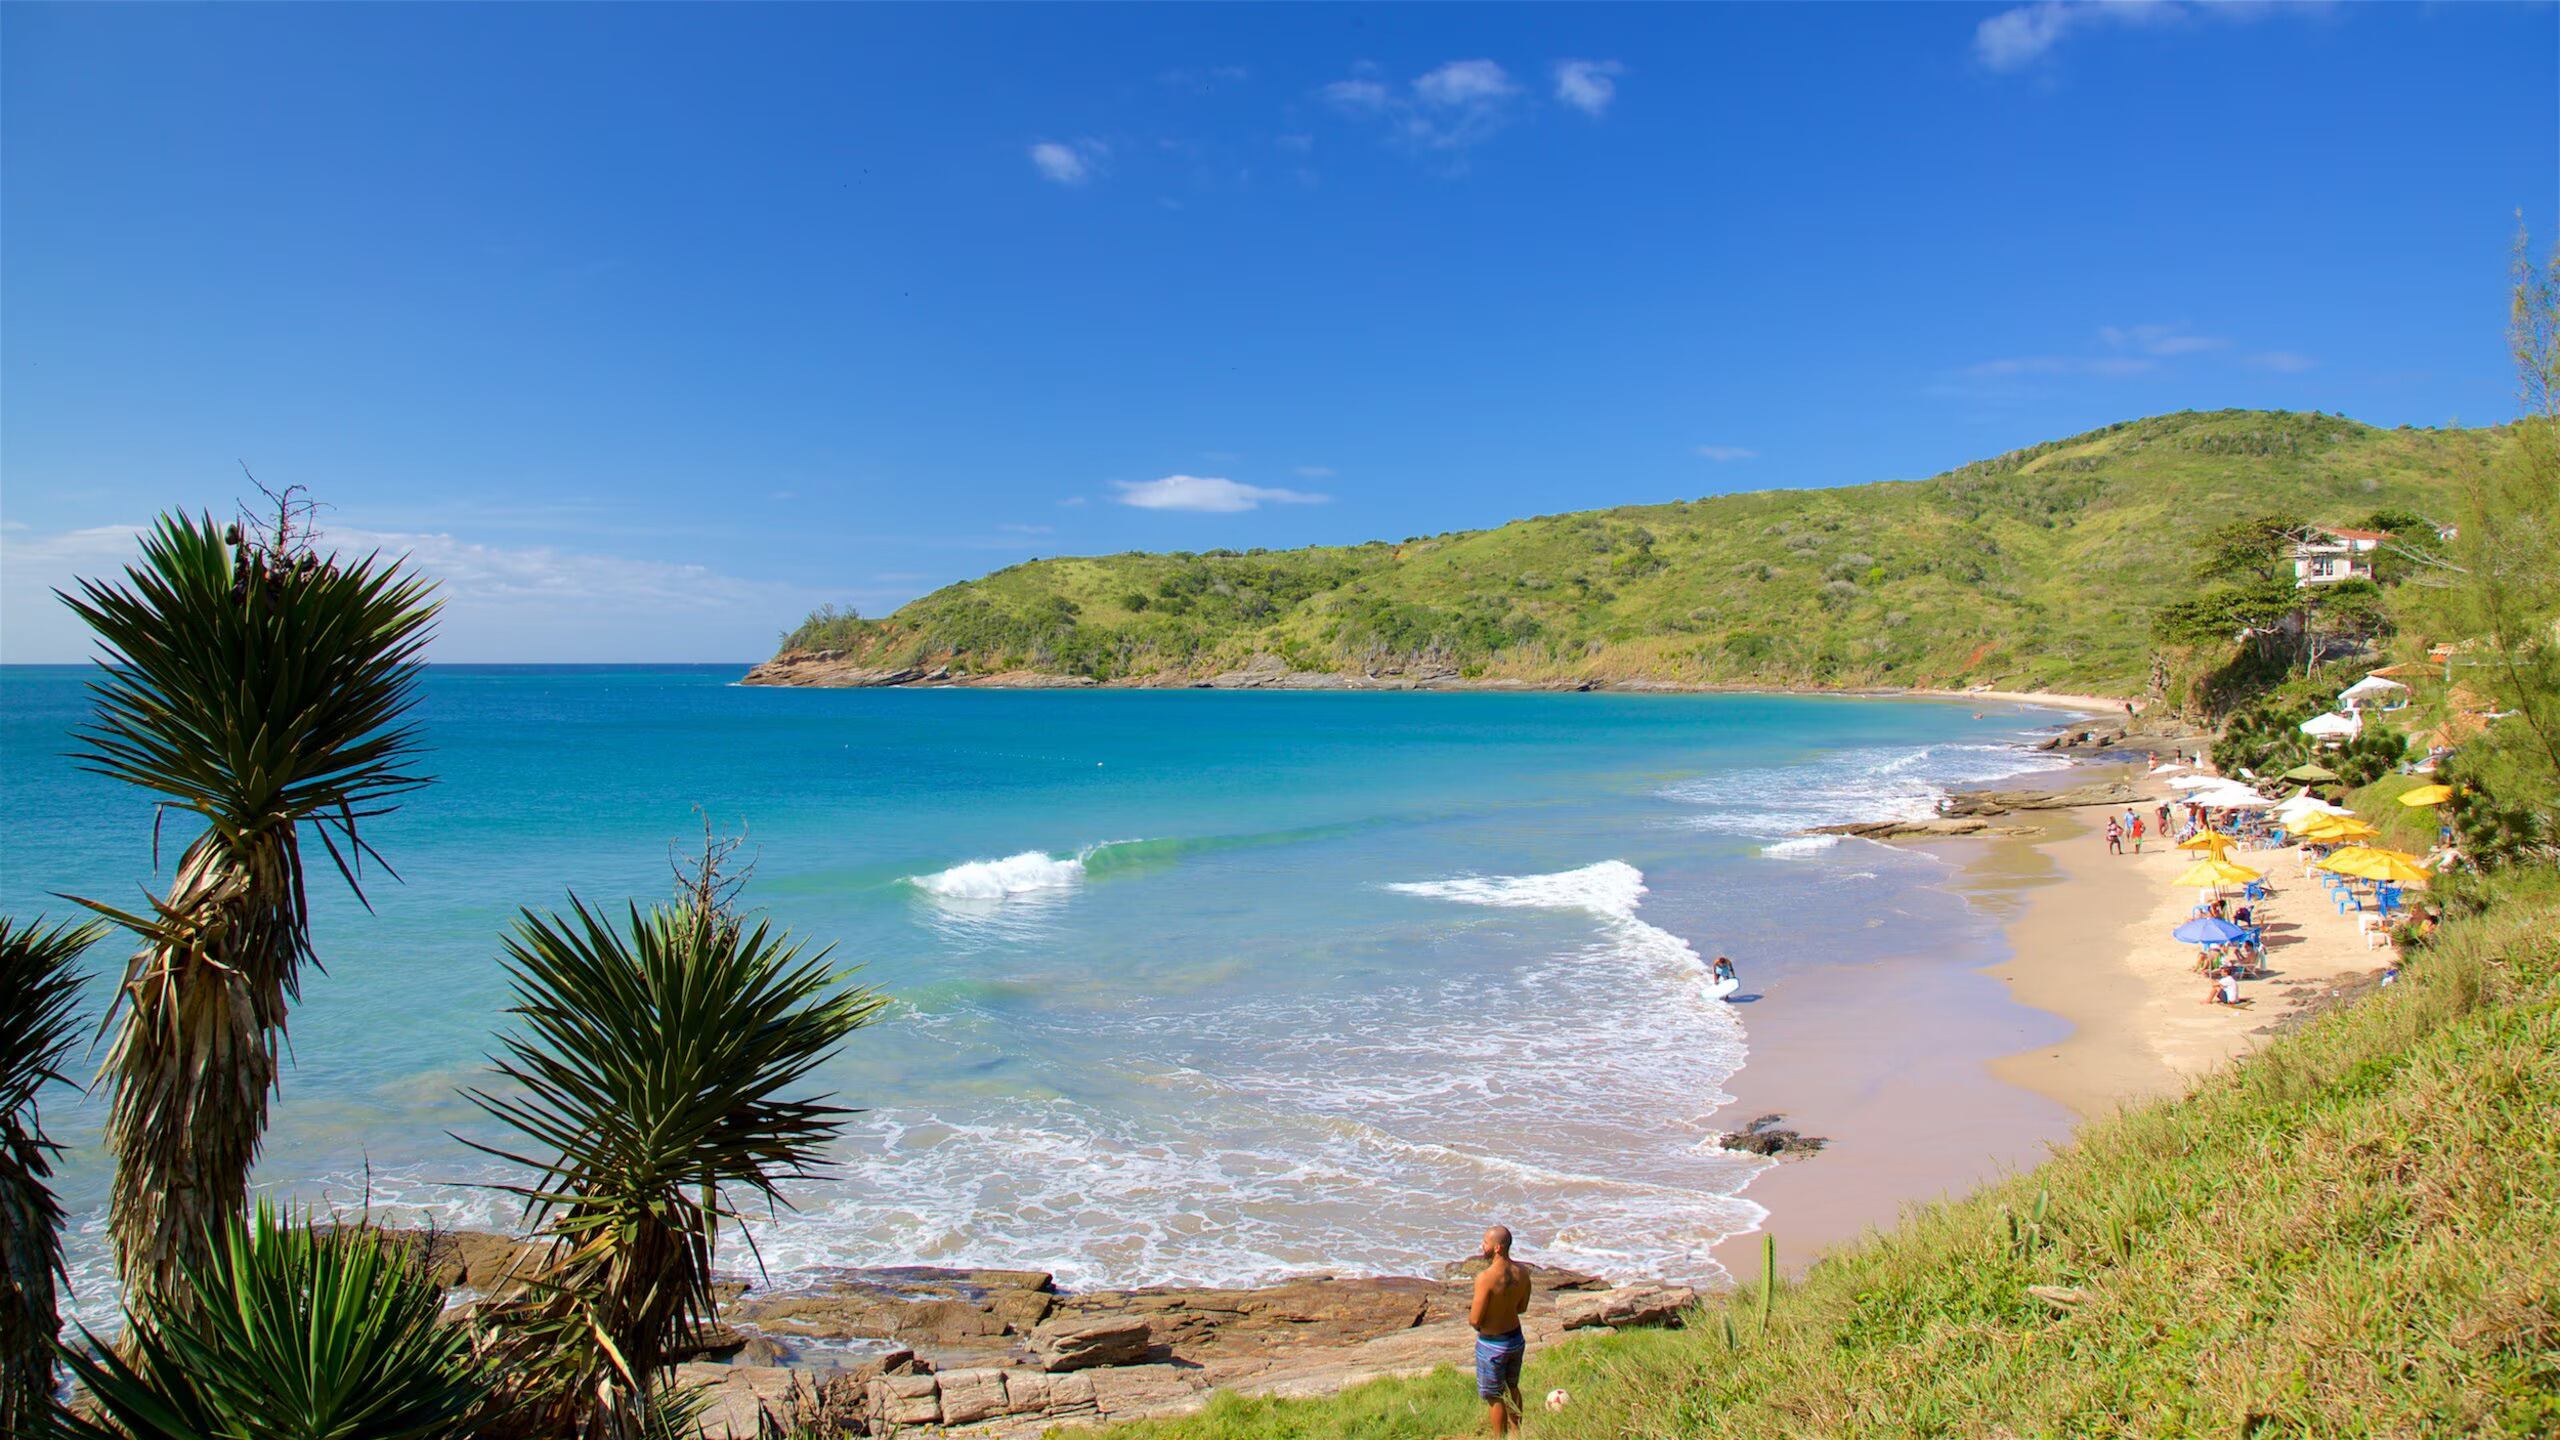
[407,1234,1695,1436]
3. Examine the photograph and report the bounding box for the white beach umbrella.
[2166,775,2231,790]
[2203,791,2276,810]
[2301,712,2361,739]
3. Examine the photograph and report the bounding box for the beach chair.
[2244,879,2269,901]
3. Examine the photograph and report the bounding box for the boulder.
[1553,1283,1697,1331]
[1715,1113,1828,1159]
[673,1364,868,1440]
[935,1367,1011,1425]
[1031,1315,1153,1371]
[1087,1363,1214,1418]
[868,1372,942,1427]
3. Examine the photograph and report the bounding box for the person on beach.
[1469,1226,1534,1435]
[2105,817,2123,855]
[2157,801,2172,836]
[2130,815,2145,853]
[1711,955,1738,986]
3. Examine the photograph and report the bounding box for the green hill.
[760,410,2503,696]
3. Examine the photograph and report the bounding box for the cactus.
[1759,1233,1777,1334]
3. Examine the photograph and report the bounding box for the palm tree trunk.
[101,833,296,1324]
[1,1118,65,1433]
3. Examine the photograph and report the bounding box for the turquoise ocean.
[0,665,2078,1326]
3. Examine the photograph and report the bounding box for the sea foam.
[910,850,1090,900]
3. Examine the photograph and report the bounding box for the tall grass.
[1088,874,2560,1439]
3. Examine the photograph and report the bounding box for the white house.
[2292,526,2386,586]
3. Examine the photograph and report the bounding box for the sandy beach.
[1711,761,2392,1278]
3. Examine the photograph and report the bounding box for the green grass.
[781,410,2507,696]
[1083,871,2560,1439]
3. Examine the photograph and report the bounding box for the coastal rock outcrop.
[399,1234,1701,1436]
[1029,1315,1153,1371]
[1715,1113,1829,1160]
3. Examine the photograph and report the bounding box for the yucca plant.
[463,843,885,1438]
[60,503,438,1321]
[49,1201,490,1440]
[1,916,102,1432]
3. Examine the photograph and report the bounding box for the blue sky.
[4,2,2553,662]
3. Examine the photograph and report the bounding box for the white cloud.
[1974,0,2314,72]
[1322,59,1524,155]
[1553,60,1625,116]
[1111,475,1331,513]
[1975,0,2178,70]
[1321,78,1392,112]
[1415,59,1517,107]
[1029,139,1108,186]
[2247,350,2319,373]
[1,519,813,663]
[1963,354,2158,378]
[1694,445,1759,462]
[2100,322,2227,356]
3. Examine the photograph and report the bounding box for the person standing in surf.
[1711,955,1739,986]
[1470,1225,1534,1435]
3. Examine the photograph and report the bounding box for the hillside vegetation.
[775,411,2503,696]
[1089,860,2560,1440]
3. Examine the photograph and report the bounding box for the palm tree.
[50,1201,490,1440]
[1,916,102,1432]
[60,506,438,1321]
[462,841,885,1437]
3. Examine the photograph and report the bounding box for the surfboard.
[1702,977,1740,1001]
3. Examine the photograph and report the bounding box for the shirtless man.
[1469,1225,1534,1434]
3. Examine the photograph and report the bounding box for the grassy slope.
[1085,862,2560,1439]
[785,411,2501,695]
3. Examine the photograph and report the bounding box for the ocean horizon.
[1,665,2080,1328]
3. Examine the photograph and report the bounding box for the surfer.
[1711,955,1738,986]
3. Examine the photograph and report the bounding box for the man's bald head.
[1482,1225,1513,1258]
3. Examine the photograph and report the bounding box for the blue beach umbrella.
[2173,916,2249,946]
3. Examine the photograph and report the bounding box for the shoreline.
[739,655,2130,716]
[1707,753,2388,1276]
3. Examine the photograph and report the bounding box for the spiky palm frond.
[59,511,438,1321]
[49,1202,489,1440]
[462,891,885,1437]
[1,917,102,1434]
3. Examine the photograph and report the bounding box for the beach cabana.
[2339,674,2411,711]
[2300,712,2361,744]
[2398,784,2455,807]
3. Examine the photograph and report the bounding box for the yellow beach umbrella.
[2294,812,2379,842]
[2176,830,2239,855]
[2397,784,2455,807]
[2316,846,2432,886]
[2173,857,2263,889]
